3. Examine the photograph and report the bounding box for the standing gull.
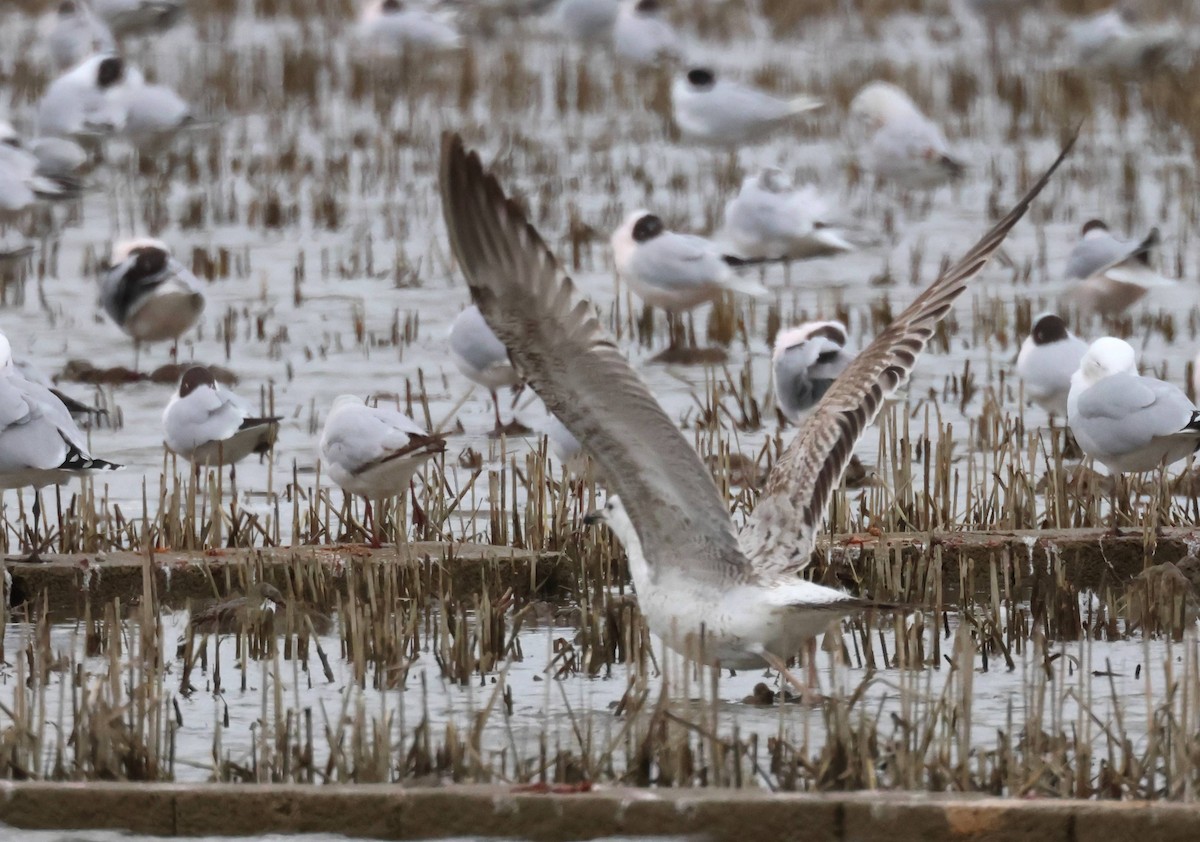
[1062,219,1172,317]
[448,304,530,436]
[1015,313,1088,418]
[100,237,205,368]
[163,367,280,472]
[47,0,117,72]
[319,395,446,546]
[612,0,682,67]
[0,330,121,560]
[850,81,964,190]
[439,132,1072,695]
[610,209,767,359]
[671,68,821,146]
[723,169,854,262]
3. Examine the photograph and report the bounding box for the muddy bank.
[0,781,1195,841]
[4,528,1189,614]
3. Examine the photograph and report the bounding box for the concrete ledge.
[1,783,1199,841]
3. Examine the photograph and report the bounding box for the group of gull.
[0,1,1197,693]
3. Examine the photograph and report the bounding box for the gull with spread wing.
[439,132,1073,696]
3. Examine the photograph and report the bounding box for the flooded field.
[1,0,1200,803]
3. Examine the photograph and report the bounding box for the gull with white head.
[1067,337,1200,475]
[319,395,446,546]
[0,330,121,560]
[671,68,821,147]
[100,237,205,368]
[1016,313,1088,418]
[850,81,964,190]
[439,131,1072,695]
[723,169,854,262]
[1062,219,1172,317]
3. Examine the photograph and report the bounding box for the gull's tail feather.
[722,274,769,297]
[788,95,822,115]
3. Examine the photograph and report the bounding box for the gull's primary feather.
[739,133,1078,579]
[439,133,750,587]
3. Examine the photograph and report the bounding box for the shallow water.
[0,2,1196,545]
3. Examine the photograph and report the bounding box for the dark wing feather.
[439,133,749,585]
[740,133,1077,580]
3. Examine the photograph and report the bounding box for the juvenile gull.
[0,330,121,560]
[1062,219,1172,317]
[163,367,280,471]
[439,132,1072,694]
[1016,313,1088,418]
[772,321,854,423]
[319,395,446,546]
[671,68,821,146]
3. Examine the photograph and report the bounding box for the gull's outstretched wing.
[439,133,749,586]
[740,134,1077,580]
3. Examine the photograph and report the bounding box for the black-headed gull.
[1015,313,1088,418]
[772,321,854,423]
[448,304,530,436]
[37,53,135,139]
[47,0,116,71]
[359,0,463,52]
[319,394,446,545]
[100,237,205,367]
[1062,219,1172,316]
[93,0,185,37]
[850,81,964,190]
[439,131,1071,698]
[723,169,854,261]
[0,330,120,560]
[671,68,821,146]
[612,0,681,67]
[163,367,281,471]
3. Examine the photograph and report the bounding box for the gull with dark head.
[359,0,463,52]
[671,68,821,146]
[1063,219,1172,317]
[37,53,135,140]
[1016,313,1087,418]
[439,132,1073,695]
[100,237,205,367]
[611,209,767,359]
[772,321,854,423]
[612,0,682,67]
[163,367,281,473]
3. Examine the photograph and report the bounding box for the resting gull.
[438,131,1073,694]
